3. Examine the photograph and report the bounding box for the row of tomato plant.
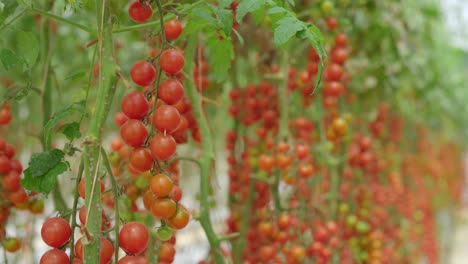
[0,0,467,263]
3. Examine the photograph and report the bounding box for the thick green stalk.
[184,36,224,264]
[82,0,117,262]
[39,0,68,213]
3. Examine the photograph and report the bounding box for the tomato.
[153,105,181,133]
[159,49,185,75]
[158,79,184,105]
[9,187,27,204]
[129,147,153,172]
[4,144,14,158]
[151,197,177,219]
[2,170,21,191]
[0,108,12,125]
[130,61,157,87]
[78,179,105,199]
[258,154,275,172]
[41,217,71,248]
[114,112,128,126]
[0,155,11,173]
[158,242,176,262]
[325,64,343,81]
[117,256,148,264]
[150,173,174,197]
[331,48,348,64]
[40,249,70,264]
[29,199,45,214]
[122,91,150,119]
[326,17,338,30]
[120,119,148,147]
[335,32,348,47]
[168,206,190,229]
[128,1,153,23]
[169,185,182,202]
[119,222,149,254]
[164,20,183,41]
[323,81,344,97]
[149,133,176,161]
[2,237,21,252]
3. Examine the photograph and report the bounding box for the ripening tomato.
[159,49,185,75]
[41,217,71,248]
[9,187,27,204]
[153,105,181,133]
[122,91,149,119]
[167,206,190,229]
[158,242,176,262]
[40,249,70,264]
[164,20,183,40]
[130,61,157,87]
[158,79,184,105]
[2,238,21,252]
[128,1,153,23]
[150,174,174,197]
[119,222,149,254]
[151,197,177,219]
[120,119,148,147]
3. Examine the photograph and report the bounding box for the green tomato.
[321,1,335,15]
[356,221,370,234]
[157,226,174,241]
[346,214,358,227]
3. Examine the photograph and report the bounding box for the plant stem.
[100,148,121,263]
[233,180,255,263]
[31,7,94,33]
[184,35,224,264]
[69,159,84,262]
[82,0,117,262]
[39,0,68,213]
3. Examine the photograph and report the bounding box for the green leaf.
[191,7,217,27]
[218,0,234,8]
[16,31,39,69]
[0,48,19,70]
[28,149,65,178]
[59,122,81,141]
[43,101,87,149]
[273,17,304,47]
[236,0,266,22]
[214,7,233,36]
[251,5,265,25]
[0,0,18,24]
[21,162,68,194]
[206,34,234,81]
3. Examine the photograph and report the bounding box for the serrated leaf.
[268,6,287,15]
[273,17,304,47]
[59,122,81,141]
[206,34,234,81]
[29,149,65,178]
[21,162,68,194]
[43,101,87,149]
[16,31,39,69]
[214,7,233,36]
[218,0,234,8]
[0,49,19,70]
[236,0,266,22]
